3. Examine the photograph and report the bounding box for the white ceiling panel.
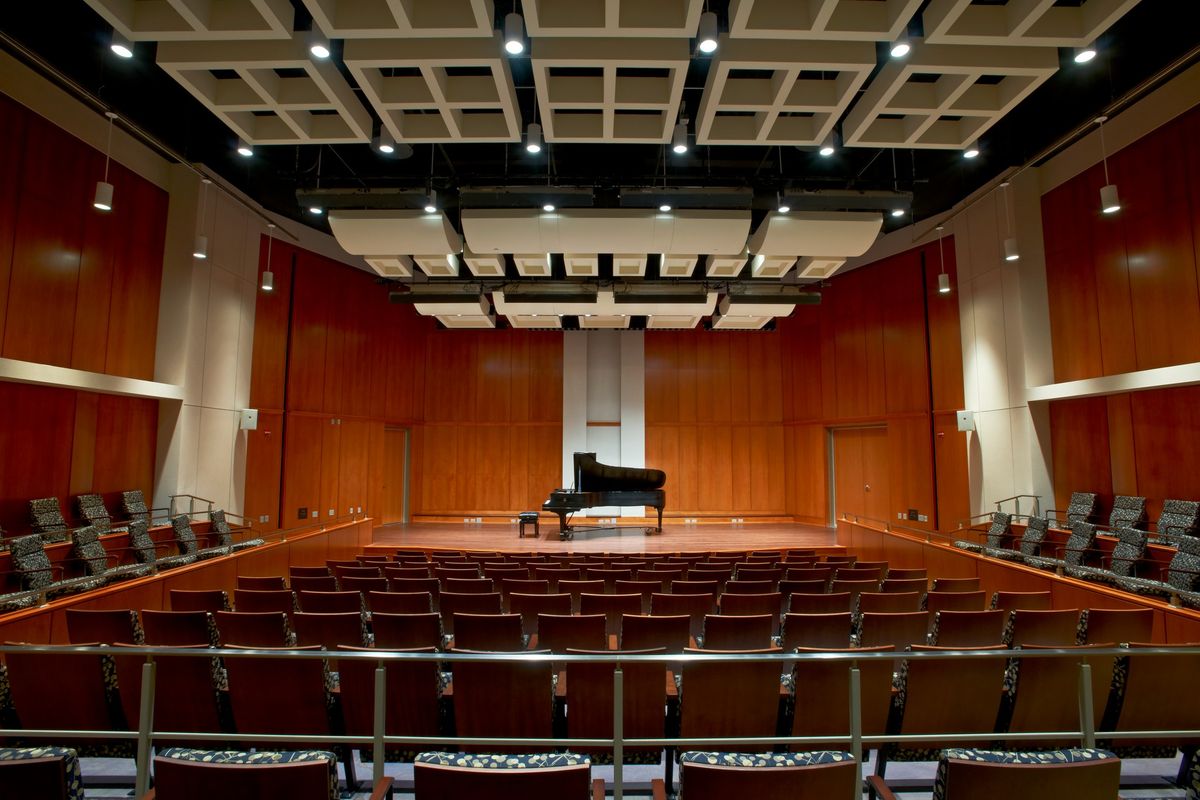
[328,210,464,255]
[748,211,883,257]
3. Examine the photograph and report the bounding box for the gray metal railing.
[168,494,214,520]
[1,644,1198,800]
[993,494,1043,518]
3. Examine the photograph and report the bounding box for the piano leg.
[555,512,573,540]
[655,505,663,533]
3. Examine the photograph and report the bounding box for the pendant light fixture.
[307,28,331,59]
[937,225,951,294]
[1096,116,1120,214]
[526,122,543,154]
[110,30,134,59]
[672,120,689,154]
[1000,181,1019,261]
[261,223,275,292]
[193,178,210,259]
[93,111,117,212]
[696,9,719,54]
[504,9,525,55]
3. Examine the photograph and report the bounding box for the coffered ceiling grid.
[82,0,293,40]
[301,0,496,39]
[522,0,705,37]
[727,0,924,41]
[922,0,1142,47]
[156,34,373,144]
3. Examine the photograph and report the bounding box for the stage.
[366,521,843,556]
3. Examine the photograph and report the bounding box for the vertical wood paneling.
[1048,397,1113,513]
[243,411,284,528]
[248,237,294,411]
[280,414,324,527]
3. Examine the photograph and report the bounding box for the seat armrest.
[651,778,667,800]
[867,774,899,800]
[369,777,394,800]
[593,777,607,800]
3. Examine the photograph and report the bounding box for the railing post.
[613,665,624,800]
[134,659,156,797]
[372,665,386,784]
[849,665,863,800]
[1078,661,1096,749]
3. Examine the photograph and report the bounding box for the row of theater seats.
[957,492,1200,607]
[0,510,263,612]
[0,742,1156,799]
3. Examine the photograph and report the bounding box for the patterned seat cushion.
[1117,537,1200,598]
[71,526,112,579]
[1109,527,1149,578]
[157,748,338,800]
[209,509,264,552]
[28,498,68,540]
[1108,495,1148,532]
[954,512,1015,558]
[933,748,1118,800]
[172,515,227,560]
[1065,492,1099,527]
[1018,517,1050,558]
[1062,521,1098,568]
[10,535,56,592]
[120,490,151,524]
[1188,745,1200,800]
[0,746,84,800]
[416,752,589,769]
[74,494,118,536]
[1156,500,1200,547]
[679,751,853,768]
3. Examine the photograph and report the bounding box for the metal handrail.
[993,494,1043,518]
[168,494,215,519]
[1,644,1198,800]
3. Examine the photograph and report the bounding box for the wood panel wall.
[1042,105,1200,382]
[0,93,168,532]
[244,239,564,527]
[777,238,969,530]
[0,383,156,533]
[1049,385,1200,522]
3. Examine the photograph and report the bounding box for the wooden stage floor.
[367,521,841,555]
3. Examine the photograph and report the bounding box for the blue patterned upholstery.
[0,746,84,800]
[933,748,1118,800]
[1156,500,1200,546]
[679,751,853,767]
[157,748,338,800]
[417,752,589,769]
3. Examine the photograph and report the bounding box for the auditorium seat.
[702,614,774,650]
[651,593,716,640]
[1004,645,1111,748]
[1050,491,1100,529]
[439,592,502,635]
[482,565,527,581]
[170,589,230,613]
[170,515,225,561]
[735,567,783,584]
[927,610,1007,647]
[858,591,922,613]
[1116,535,1200,601]
[389,577,442,609]
[339,576,389,597]
[636,568,683,591]
[119,489,155,526]
[990,591,1052,611]
[830,579,879,605]
[878,645,1007,774]
[216,610,294,647]
[580,593,642,638]
[614,580,660,612]
[448,649,554,753]
[506,594,571,638]
[788,592,852,614]
[585,568,633,592]
[559,580,605,612]
[792,647,894,753]
[870,748,1120,800]
[1014,515,1052,562]
[356,554,390,565]
[786,566,834,585]
[441,577,494,595]
[290,566,332,579]
[294,611,370,650]
[0,746,82,800]
[1077,607,1154,645]
[532,566,581,589]
[4,534,101,605]
[499,578,550,605]
[113,643,225,741]
[452,612,525,651]
[413,752,591,799]
[954,512,1015,558]
[564,648,668,765]
[73,524,152,583]
[368,591,434,614]
[65,608,144,645]
[209,509,264,553]
[670,579,720,597]
[880,577,927,594]
[679,647,784,771]
[4,648,127,753]
[233,589,297,619]
[1026,520,1098,572]
[1003,609,1080,647]
[372,612,443,650]
[298,590,363,615]
[724,579,775,595]
[681,753,859,800]
[338,645,441,763]
[720,592,784,635]
[333,564,380,580]
[621,613,692,653]
[142,609,220,647]
[778,579,827,601]
[237,575,286,591]
[924,591,986,612]
[535,613,607,653]
[856,611,930,650]
[886,568,927,580]
[930,577,980,593]
[1101,643,1200,752]
[1151,499,1200,546]
[220,645,357,786]
[384,565,432,580]
[833,566,883,582]
[781,612,853,650]
[28,497,69,541]
[127,518,190,570]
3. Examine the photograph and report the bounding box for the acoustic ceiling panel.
[659,254,698,278]
[695,37,876,146]
[328,210,464,256]
[82,0,294,41]
[841,40,1059,149]
[512,253,553,277]
[156,34,373,144]
[523,0,705,37]
[506,314,564,329]
[437,313,496,328]
[749,254,796,278]
[748,211,883,257]
[727,0,924,41]
[922,0,1141,47]
[564,253,599,277]
[413,294,489,316]
[462,248,506,277]
[413,254,461,277]
[300,0,496,38]
[344,35,521,143]
[613,254,649,277]
[795,256,846,279]
[705,254,747,278]
[461,209,751,255]
[579,314,632,329]
[364,255,414,278]
[710,312,774,330]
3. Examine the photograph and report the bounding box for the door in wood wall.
[830,426,891,526]
[381,427,408,525]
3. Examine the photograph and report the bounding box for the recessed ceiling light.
[778,204,790,214]
[891,208,904,218]
[309,206,323,215]
[890,37,911,58]
[110,30,134,59]
[696,11,719,54]
[543,203,555,212]
[659,204,672,212]
[1074,41,1097,63]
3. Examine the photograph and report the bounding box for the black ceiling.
[2,0,1198,239]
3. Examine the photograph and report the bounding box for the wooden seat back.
[788,592,852,614]
[372,612,442,650]
[142,610,215,646]
[781,612,854,650]
[65,608,140,645]
[565,647,667,760]
[338,645,441,740]
[579,593,642,638]
[509,593,571,637]
[452,613,525,651]
[930,610,1007,647]
[703,614,774,650]
[449,648,554,752]
[367,591,433,614]
[215,611,291,647]
[536,614,607,654]
[937,752,1120,799]
[680,755,857,800]
[680,648,784,740]
[297,590,361,614]
[153,752,333,800]
[650,593,717,639]
[925,590,986,612]
[792,646,895,745]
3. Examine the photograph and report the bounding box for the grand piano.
[542,452,667,539]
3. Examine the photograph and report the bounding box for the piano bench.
[518,512,540,538]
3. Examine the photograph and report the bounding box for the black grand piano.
[542,452,666,539]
